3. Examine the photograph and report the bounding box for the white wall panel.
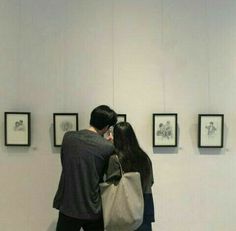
[1,0,236,230]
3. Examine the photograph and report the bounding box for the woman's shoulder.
[106,154,121,181]
[144,153,152,165]
[110,153,118,158]
[108,154,122,167]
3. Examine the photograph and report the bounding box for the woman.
[106,122,155,231]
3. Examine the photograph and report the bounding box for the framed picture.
[5,112,31,146]
[153,113,178,147]
[53,113,78,147]
[198,114,224,148]
[117,114,127,123]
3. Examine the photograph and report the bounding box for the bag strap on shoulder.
[115,155,124,176]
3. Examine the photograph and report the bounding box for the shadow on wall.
[49,123,61,154]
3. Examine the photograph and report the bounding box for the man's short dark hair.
[90,105,117,130]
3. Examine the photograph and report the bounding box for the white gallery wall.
[1,0,236,230]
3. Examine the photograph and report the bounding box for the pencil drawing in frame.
[117,114,127,123]
[53,113,78,147]
[198,114,224,148]
[4,112,31,146]
[153,113,177,147]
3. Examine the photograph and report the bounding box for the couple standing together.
[53,105,155,231]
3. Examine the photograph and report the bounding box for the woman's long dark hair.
[113,122,151,187]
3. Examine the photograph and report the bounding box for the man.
[53,105,117,231]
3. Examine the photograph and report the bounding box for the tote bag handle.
[115,155,124,176]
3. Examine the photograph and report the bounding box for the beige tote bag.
[99,156,144,231]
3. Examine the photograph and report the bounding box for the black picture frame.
[4,112,31,146]
[198,114,224,148]
[117,114,127,123]
[53,113,79,147]
[153,113,178,147]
